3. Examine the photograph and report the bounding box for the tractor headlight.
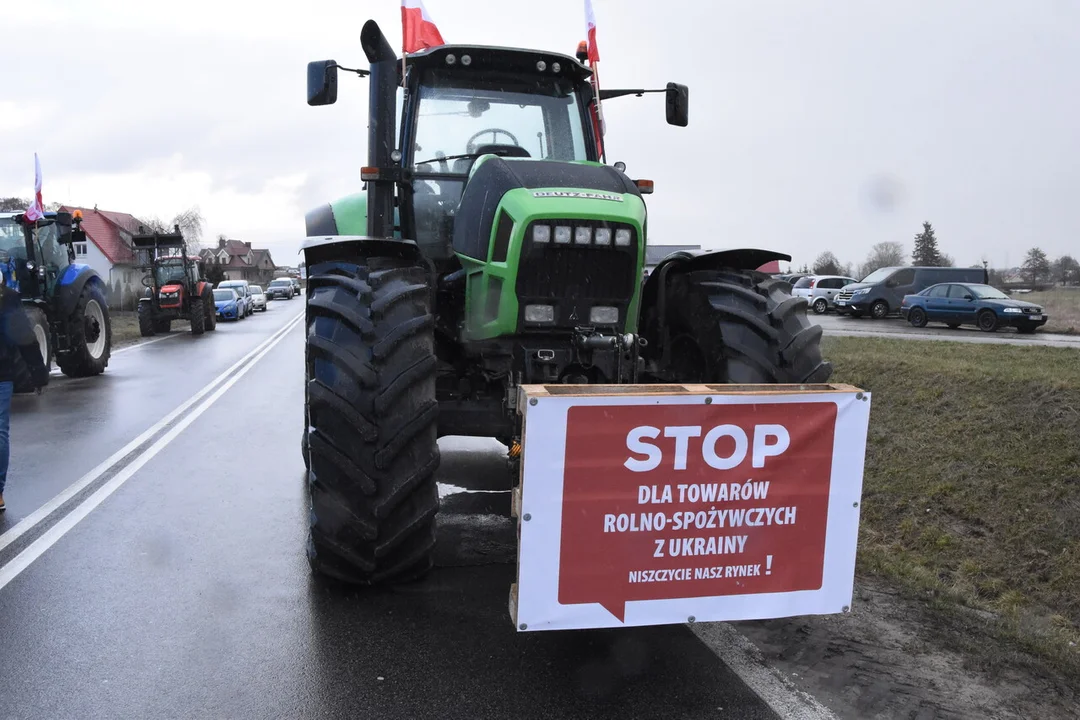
[532,225,551,244]
[554,226,572,244]
[589,306,619,324]
[524,304,555,323]
[574,227,592,245]
[594,228,612,246]
[615,228,632,247]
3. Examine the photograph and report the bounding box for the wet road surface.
[0,301,783,719]
[810,312,1080,348]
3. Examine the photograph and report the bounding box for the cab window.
[887,269,916,287]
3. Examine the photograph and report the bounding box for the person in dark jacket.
[0,267,49,510]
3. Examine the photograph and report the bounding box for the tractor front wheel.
[58,283,111,378]
[305,257,439,585]
[206,297,217,331]
[650,268,832,384]
[190,298,206,336]
[12,307,51,393]
[138,302,155,337]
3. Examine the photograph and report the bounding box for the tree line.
[795,221,1079,287]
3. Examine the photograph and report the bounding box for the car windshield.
[270,280,290,287]
[250,287,263,294]
[859,268,895,283]
[971,285,1010,300]
[213,290,234,301]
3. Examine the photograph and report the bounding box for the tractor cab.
[0,211,81,298]
[132,226,216,336]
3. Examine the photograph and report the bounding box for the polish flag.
[402,0,445,54]
[24,154,44,222]
[585,0,600,63]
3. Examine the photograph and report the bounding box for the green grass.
[1023,289,1080,334]
[826,336,1080,677]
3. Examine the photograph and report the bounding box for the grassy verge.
[826,336,1080,678]
[1023,289,1080,334]
[109,311,190,348]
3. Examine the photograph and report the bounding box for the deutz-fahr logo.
[532,191,624,202]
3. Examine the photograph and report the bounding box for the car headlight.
[1002,307,1022,314]
[851,288,869,296]
[589,306,619,324]
[524,304,555,323]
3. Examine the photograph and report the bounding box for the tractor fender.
[639,247,791,340]
[196,280,213,300]
[55,264,106,319]
[301,234,422,267]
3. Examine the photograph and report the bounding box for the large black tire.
[138,302,155,337]
[12,307,50,394]
[305,258,440,585]
[57,282,111,378]
[650,268,832,384]
[190,297,206,336]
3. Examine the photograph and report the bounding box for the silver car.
[792,275,859,314]
[248,285,268,312]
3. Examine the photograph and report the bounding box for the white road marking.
[110,333,182,355]
[0,310,305,555]
[0,311,305,591]
[690,622,838,720]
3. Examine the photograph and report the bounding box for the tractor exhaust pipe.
[361,20,399,239]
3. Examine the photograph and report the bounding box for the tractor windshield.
[408,70,589,253]
[155,260,187,286]
[0,217,24,258]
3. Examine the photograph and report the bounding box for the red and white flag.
[24,153,44,222]
[402,0,445,54]
[585,0,600,63]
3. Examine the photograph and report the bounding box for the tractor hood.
[159,284,183,294]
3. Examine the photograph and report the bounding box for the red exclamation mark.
[765,555,773,575]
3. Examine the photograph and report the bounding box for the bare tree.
[858,241,906,279]
[812,251,842,276]
[0,197,30,212]
[138,206,205,253]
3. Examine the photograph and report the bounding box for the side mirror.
[665,82,689,127]
[55,212,73,244]
[142,275,154,288]
[307,60,338,106]
[965,294,974,301]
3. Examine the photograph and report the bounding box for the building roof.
[60,205,140,265]
[201,240,275,271]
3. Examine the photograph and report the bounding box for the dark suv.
[266,278,294,300]
[835,266,989,319]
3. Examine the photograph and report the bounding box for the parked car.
[792,275,859,314]
[217,280,253,317]
[290,277,302,297]
[900,283,1047,334]
[249,285,268,312]
[266,278,294,300]
[835,266,989,319]
[213,288,242,321]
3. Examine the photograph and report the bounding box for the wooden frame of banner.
[509,382,865,629]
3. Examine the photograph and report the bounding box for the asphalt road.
[810,312,1080,348]
[0,299,788,720]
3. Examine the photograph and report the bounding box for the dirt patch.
[736,577,1079,719]
[110,310,191,349]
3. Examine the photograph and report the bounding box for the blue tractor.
[0,210,112,392]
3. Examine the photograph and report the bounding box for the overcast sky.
[3,0,1078,271]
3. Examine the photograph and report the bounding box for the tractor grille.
[515,220,639,328]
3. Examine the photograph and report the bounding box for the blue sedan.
[900,283,1048,334]
[214,288,242,321]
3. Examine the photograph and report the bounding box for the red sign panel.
[558,402,838,621]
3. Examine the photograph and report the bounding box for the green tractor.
[301,21,831,585]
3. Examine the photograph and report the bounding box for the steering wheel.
[466,128,520,154]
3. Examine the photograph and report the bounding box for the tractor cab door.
[33,222,73,296]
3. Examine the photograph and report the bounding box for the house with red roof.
[200,238,276,286]
[60,205,145,301]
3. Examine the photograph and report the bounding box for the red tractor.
[134,226,216,336]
